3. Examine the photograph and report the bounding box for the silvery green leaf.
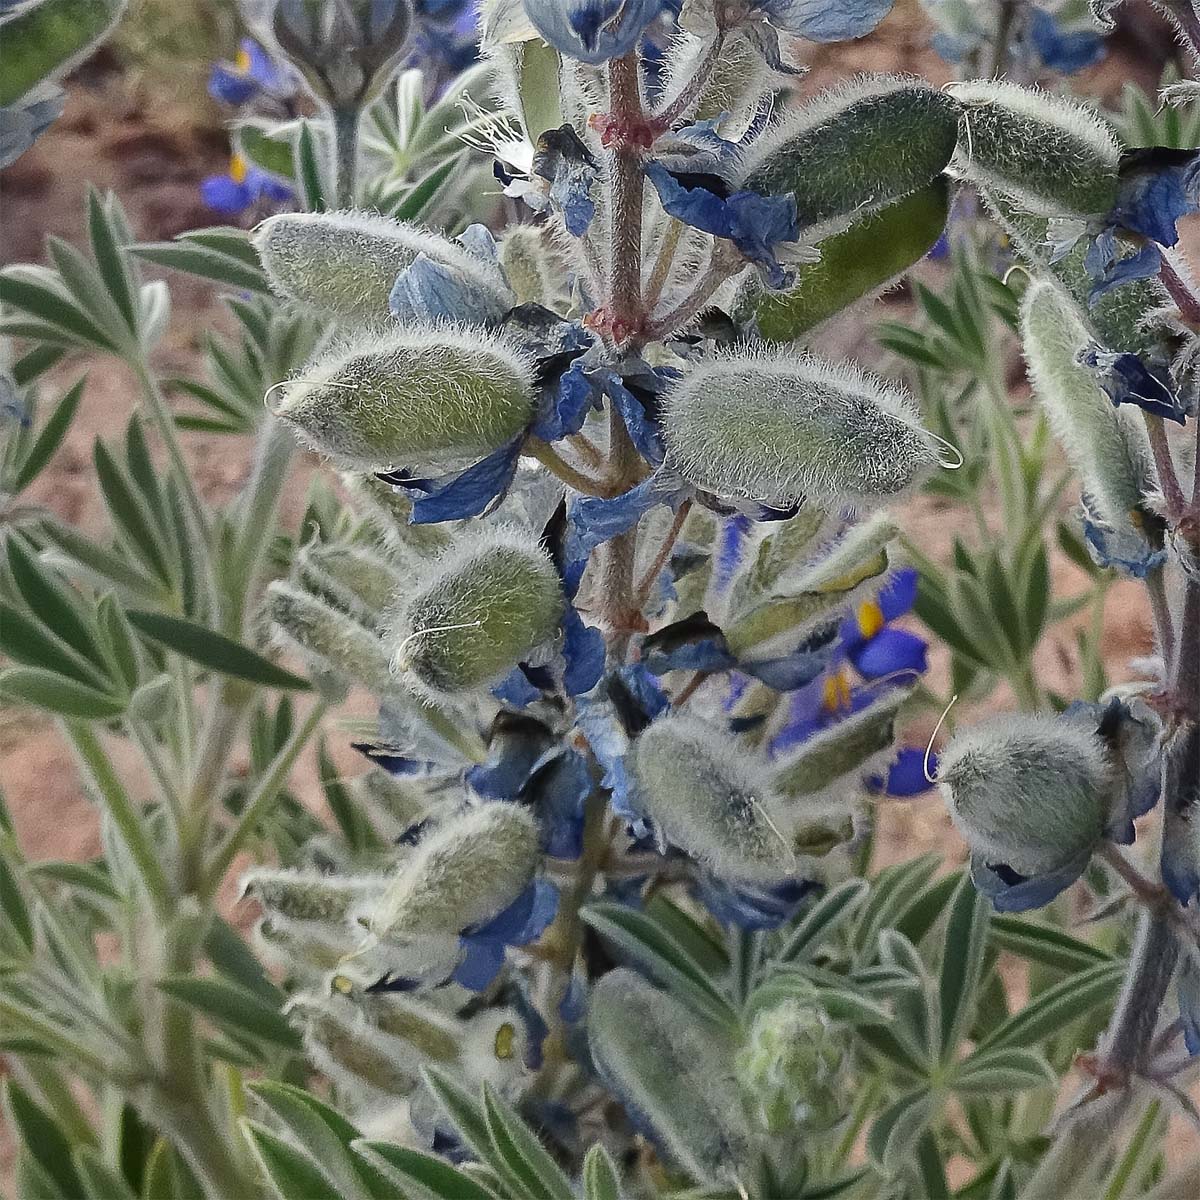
[866,1087,938,1176]
[582,1145,622,1200]
[989,915,1114,972]
[242,1119,342,1200]
[952,1046,1056,1095]
[937,873,990,1056]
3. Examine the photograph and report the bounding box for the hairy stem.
[1101,912,1180,1076]
[525,436,610,496]
[634,499,692,608]
[1144,414,1187,519]
[332,104,360,209]
[606,53,646,330]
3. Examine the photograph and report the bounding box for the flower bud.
[288,994,422,1103]
[938,714,1112,877]
[254,211,507,323]
[736,996,845,1135]
[739,178,951,343]
[948,80,1119,217]
[254,916,347,977]
[499,225,556,307]
[329,979,462,1062]
[339,472,452,558]
[390,526,564,695]
[298,542,402,621]
[242,867,385,925]
[0,0,127,107]
[367,804,541,939]
[737,77,960,238]
[630,713,795,883]
[267,580,392,693]
[1020,281,1154,534]
[274,326,535,474]
[270,0,412,108]
[662,351,938,508]
[588,969,756,1185]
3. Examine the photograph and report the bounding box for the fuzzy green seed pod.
[288,995,422,1101]
[949,80,1119,218]
[630,714,795,883]
[339,472,452,559]
[390,526,564,695]
[254,210,509,322]
[254,917,347,978]
[242,867,385,925]
[267,580,392,693]
[367,804,541,939]
[275,326,534,474]
[737,77,960,238]
[298,542,403,622]
[938,714,1112,877]
[1020,281,1154,534]
[499,225,556,307]
[662,351,938,508]
[0,0,127,106]
[736,997,846,1135]
[327,980,463,1062]
[740,178,951,343]
[589,969,757,1185]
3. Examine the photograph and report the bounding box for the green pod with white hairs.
[242,867,385,925]
[938,713,1111,877]
[662,351,938,508]
[1020,281,1154,535]
[298,542,402,621]
[253,210,509,322]
[949,80,1119,218]
[390,526,564,695]
[630,714,796,883]
[275,326,535,474]
[737,77,960,237]
[740,178,951,343]
[367,804,541,939]
[588,969,757,1186]
[267,579,392,693]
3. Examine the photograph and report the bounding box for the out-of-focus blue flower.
[644,160,802,289]
[837,568,928,680]
[209,38,294,105]
[868,746,936,796]
[1078,344,1187,424]
[521,0,672,65]
[1026,6,1105,73]
[695,874,815,930]
[200,152,293,213]
[0,82,65,169]
[389,253,512,325]
[753,0,894,42]
[1081,500,1167,579]
[454,878,559,990]
[971,850,1094,913]
[1179,951,1200,1056]
[379,439,524,522]
[532,125,599,238]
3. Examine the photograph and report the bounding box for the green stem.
[524,436,609,496]
[201,697,330,900]
[332,105,361,209]
[66,721,172,917]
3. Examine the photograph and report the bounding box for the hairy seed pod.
[254,211,509,322]
[328,982,463,1062]
[390,526,564,695]
[0,0,127,106]
[589,969,757,1184]
[938,714,1112,877]
[288,995,421,1101]
[1020,281,1154,532]
[949,80,1120,217]
[737,77,960,236]
[661,27,770,138]
[630,713,795,882]
[242,867,385,925]
[499,225,556,307]
[662,351,938,507]
[736,997,846,1134]
[298,542,403,621]
[275,326,535,474]
[339,472,452,559]
[254,917,347,976]
[367,804,541,938]
[740,178,951,343]
[267,580,392,692]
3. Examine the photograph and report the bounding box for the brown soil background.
[1,0,1196,1185]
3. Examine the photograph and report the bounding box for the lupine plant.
[2,0,1200,1197]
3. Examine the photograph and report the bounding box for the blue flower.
[644,159,801,288]
[1078,344,1188,424]
[208,39,294,105]
[837,568,928,680]
[867,746,936,797]
[200,153,294,214]
[1179,951,1200,1056]
[753,0,894,43]
[695,874,815,930]
[453,877,559,990]
[521,0,673,65]
[1026,6,1105,74]
[532,125,600,238]
[1080,500,1166,579]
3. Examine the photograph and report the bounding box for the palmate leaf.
[3,1080,85,1200]
[581,1145,622,1200]
[989,915,1114,972]
[952,1046,1056,1095]
[242,1120,342,1200]
[354,1141,500,1200]
[867,1087,939,1177]
[157,976,301,1052]
[0,667,126,719]
[132,228,269,295]
[10,377,84,493]
[481,1084,575,1200]
[938,873,990,1056]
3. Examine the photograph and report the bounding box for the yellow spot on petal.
[230,153,248,184]
[822,669,853,714]
[236,47,252,73]
[331,974,354,995]
[494,1022,516,1061]
[856,599,885,640]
